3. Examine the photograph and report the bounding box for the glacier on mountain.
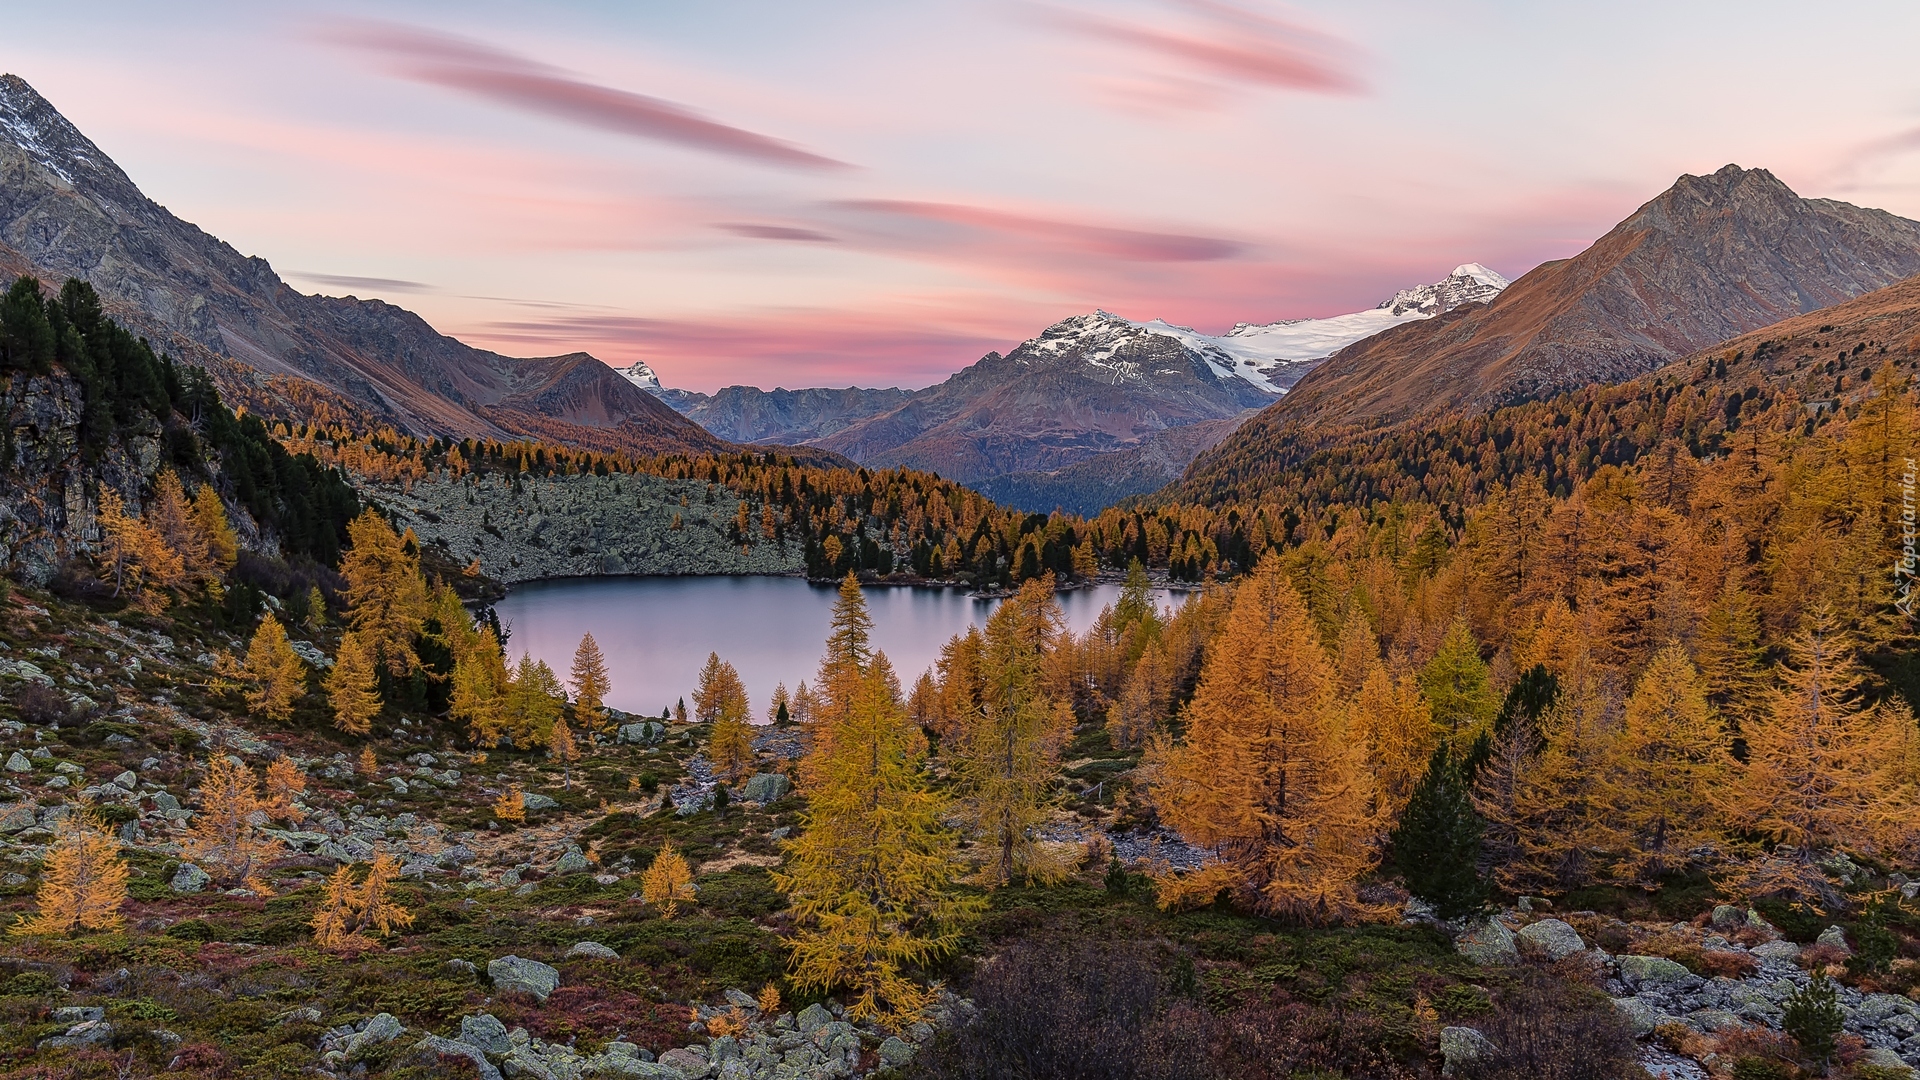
[1121,263,1511,393]
[614,360,662,391]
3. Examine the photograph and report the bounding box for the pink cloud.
[1035,0,1365,98]
[717,223,838,242]
[1820,124,1920,190]
[322,20,849,171]
[829,199,1245,262]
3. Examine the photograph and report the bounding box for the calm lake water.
[490,576,1185,718]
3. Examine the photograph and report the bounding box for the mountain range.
[630,264,1509,512]
[1178,164,1920,508]
[0,75,725,459]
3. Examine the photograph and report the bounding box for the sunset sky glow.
[10,1,1920,391]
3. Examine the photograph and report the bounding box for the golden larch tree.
[146,470,213,586]
[773,655,980,1024]
[950,576,1074,885]
[551,715,579,790]
[1596,643,1729,884]
[242,613,307,722]
[800,573,873,781]
[1147,554,1379,922]
[693,651,750,723]
[569,632,613,743]
[494,785,527,823]
[96,488,183,611]
[182,756,282,893]
[311,854,414,950]
[358,745,379,778]
[503,654,564,749]
[1719,607,1916,902]
[642,839,697,917]
[452,626,511,746]
[326,630,383,736]
[340,509,428,675]
[1350,662,1436,820]
[13,807,127,935]
[264,757,307,820]
[190,483,239,571]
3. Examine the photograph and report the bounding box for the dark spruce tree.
[1463,663,1558,779]
[1390,744,1488,919]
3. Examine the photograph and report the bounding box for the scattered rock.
[565,940,619,960]
[1439,1026,1495,1077]
[336,1013,404,1061]
[1455,916,1519,965]
[796,1002,833,1034]
[723,988,759,1010]
[554,846,590,875]
[50,1006,104,1024]
[1617,954,1694,990]
[4,752,29,773]
[445,958,479,975]
[417,1034,503,1080]
[488,955,560,1001]
[39,1019,113,1049]
[739,772,790,805]
[459,1012,512,1055]
[170,863,211,893]
[1611,996,1665,1037]
[521,792,559,811]
[879,1036,916,1067]
[1858,1048,1917,1077]
[1815,925,1852,955]
[1709,904,1747,931]
[1515,918,1585,961]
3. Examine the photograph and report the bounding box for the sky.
[7,1,1920,392]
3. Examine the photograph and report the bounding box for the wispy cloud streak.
[323,20,849,170]
[1035,0,1365,97]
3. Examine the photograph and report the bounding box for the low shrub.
[1450,971,1637,1080]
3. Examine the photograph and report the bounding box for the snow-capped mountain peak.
[1382,263,1511,317]
[613,360,662,391]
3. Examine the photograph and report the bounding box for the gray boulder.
[418,1035,504,1080]
[0,805,36,833]
[739,772,790,805]
[50,1006,105,1024]
[1617,954,1693,990]
[880,1036,916,1067]
[1439,1027,1496,1077]
[1857,1048,1916,1077]
[338,1013,405,1060]
[796,1002,833,1034]
[4,752,29,773]
[170,863,211,893]
[1815,925,1852,955]
[1685,1008,1742,1033]
[460,1012,512,1055]
[565,940,619,960]
[522,792,559,811]
[1455,916,1519,966]
[658,1047,708,1075]
[554,846,590,875]
[1709,905,1747,931]
[1611,996,1665,1037]
[1751,940,1802,964]
[489,956,561,1002]
[1514,918,1585,961]
[39,1019,113,1049]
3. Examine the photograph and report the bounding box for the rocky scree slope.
[0,75,724,459]
[372,471,806,584]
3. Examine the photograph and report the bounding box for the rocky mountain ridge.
[0,75,724,459]
[1237,165,1920,435]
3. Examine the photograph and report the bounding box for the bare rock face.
[1222,165,1920,433]
[0,74,723,459]
[0,367,155,583]
[663,385,915,446]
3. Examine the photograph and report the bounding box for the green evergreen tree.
[1782,971,1843,1070]
[1465,663,1558,779]
[1389,744,1487,919]
[1419,616,1499,752]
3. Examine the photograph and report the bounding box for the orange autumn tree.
[1147,554,1378,922]
[182,756,282,893]
[13,806,127,935]
[96,488,183,612]
[340,509,428,675]
[325,630,383,736]
[242,613,307,722]
[1596,643,1729,885]
[641,840,697,917]
[311,854,413,950]
[569,632,612,743]
[1719,607,1917,904]
[264,757,307,820]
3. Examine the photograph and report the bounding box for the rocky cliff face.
[1254,165,1920,430]
[0,366,187,585]
[0,75,723,458]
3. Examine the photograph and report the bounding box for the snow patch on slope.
[613,360,662,391]
[1127,263,1511,393]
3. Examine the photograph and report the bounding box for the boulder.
[1751,940,1801,964]
[170,863,211,893]
[1611,996,1664,1037]
[796,1002,833,1034]
[112,770,136,789]
[339,1013,405,1060]
[0,804,37,833]
[659,1047,708,1076]
[739,772,790,805]
[4,752,29,773]
[1514,918,1585,961]
[555,846,591,875]
[50,1006,105,1024]
[565,940,619,960]
[1439,1027,1496,1077]
[1455,916,1519,965]
[722,987,758,1009]
[522,792,559,812]
[39,1019,113,1049]
[1617,954,1693,990]
[1685,1008,1742,1033]
[1709,904,1747,931]
[1858,1048,1917,1077]
[418,1034,503,1080]
[880,1036,917,1067]
[488,956,561,1002]
[460,1012,512,1055]
[1815,925,1853,955]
